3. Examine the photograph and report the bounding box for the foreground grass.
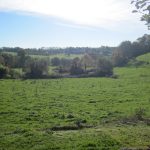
[0,55,150,150]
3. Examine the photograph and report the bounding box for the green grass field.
[30,53,83,59]
[136,53,150,63]
[0,53,150,150]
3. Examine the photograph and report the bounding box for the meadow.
[0,53,150,150]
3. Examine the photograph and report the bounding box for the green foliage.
[0,65,9,78]
[51,57,60,66]
[96,57,113,76]
[131,0,150,29]
[0,46,114,56]
[1,34,150,78]
[9,69,22,79]
[112,41,134,67]
[17,49,27,68]
[0,53,17,68]
[70,57,84,75]
[0,55,5,65]
[80,54,94,71]
[112,34,150,67]
[25,59,49,78]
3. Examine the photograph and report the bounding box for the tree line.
[0,34,150,79]
[112,34,150,66]
[0,46,114,56]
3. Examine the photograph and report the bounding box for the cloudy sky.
[0,0,148,48]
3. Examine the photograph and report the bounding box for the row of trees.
[112,34,150,66]
[0,34,150,79]
[0,46,114,56]
[0,51,49,78]
[0,51,113,78]
[51,54,113,77]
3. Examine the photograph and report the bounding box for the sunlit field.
[0,0,150,149]
[0,54,150,150]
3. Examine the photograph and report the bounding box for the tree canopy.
[131,0,150,29]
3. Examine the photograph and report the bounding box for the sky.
[0,0,149,48]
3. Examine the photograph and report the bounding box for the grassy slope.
[0,53,150,150]
[136,53,150,63]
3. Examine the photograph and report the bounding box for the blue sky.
[0,0,148,48]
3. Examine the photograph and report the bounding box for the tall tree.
[25,59,49,78]
[0,65,9,79]
[80,54,94,71]
[96,57,113,76]
[17,49,26,68]
[70,57,83,75]
[112,41,132,66]
[0,55,4,65]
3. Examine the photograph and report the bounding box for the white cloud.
[0,0,141,28]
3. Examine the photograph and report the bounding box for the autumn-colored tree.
[80,54,94,71]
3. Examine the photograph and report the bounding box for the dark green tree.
[0,55,4,65]
[17,49,26,67]
[0,65,9,79]
[25,59,49,78]
[96,57,113,76]
[70,57,84,75]
[112,41,132,66]
[51,57,60,66]
[1,53,16,68]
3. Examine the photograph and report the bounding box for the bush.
[25,59,49,78]
[51,57,60,66]
[9,69,22,79]
[70,66,84,75]
[0,65,9,79]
